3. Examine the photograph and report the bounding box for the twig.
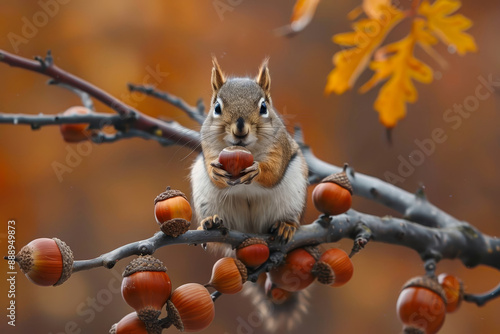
[48,80,95,111]
[0,49,201,151]
[464,283,500,306]
[128,83,206,125]
[0,112,123,130]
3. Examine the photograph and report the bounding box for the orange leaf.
[360,19,434,128]
[276,0,321,36]
[325,5,404,95]
[418,0,477,55]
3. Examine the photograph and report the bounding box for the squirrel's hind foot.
[270,221,299,244]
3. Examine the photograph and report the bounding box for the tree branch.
[0,49,201,151]
[71,210,500,305]
[299,136,463,229]
[0,111,122,129]
[128,83,206,125]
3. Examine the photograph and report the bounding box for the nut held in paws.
[218,146,254,177]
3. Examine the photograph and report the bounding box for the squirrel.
[190,58,310,331]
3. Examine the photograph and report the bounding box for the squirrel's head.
[201,57,284,154]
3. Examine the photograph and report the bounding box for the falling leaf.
[419,0,477,55]
[362,0,392,19]
[276,0,321,36]
[325,5,404,95]
[360,19,434,128]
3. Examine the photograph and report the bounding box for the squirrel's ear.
[211,56,225,92]
[256,58,271,96]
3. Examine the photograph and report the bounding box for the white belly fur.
[190,154,307,234]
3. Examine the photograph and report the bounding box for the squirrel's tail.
[243,274,311,332]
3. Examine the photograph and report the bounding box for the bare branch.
[0,49,201,151]
[299,140,463,228]
[128,83,206,124]
[48,80,95,111]
[70,210,500,305]
[464,283,500,306]
[0,111,122,129]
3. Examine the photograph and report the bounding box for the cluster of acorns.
[397,274,464,334]
[112,255,215,333]
[110,243,355,333]
[207,243,354,295]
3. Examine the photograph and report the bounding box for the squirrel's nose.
[236,117,245,132]
[232,117,249,139]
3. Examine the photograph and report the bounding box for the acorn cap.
[154,186,188,205]
[311,261,335,285]
[235,258,248,283]
[303,245,321,261]
[237,237,268,249]
[166,300,184,332]
[123,255,167,278]
[160,218,191,238]
[137,307,162,330]
[402,276,447,302]
[321,170,353,194]
[53,238,74,286]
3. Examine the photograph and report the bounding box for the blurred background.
[0,1,499,333]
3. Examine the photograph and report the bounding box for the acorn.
[314,248,353,287]
[15,238,73,286]
[236,238,269,268]
[167,283,215,332]
[397,276,446,334]
[154,187,192,237]
[218,146,254,178]
[59,106,92,142]
[269,247,316,292]
[121,256,172,323]
[109,312,161,334]
[312,168,353,216]
[438,273,464,313]
[206,257,247,294]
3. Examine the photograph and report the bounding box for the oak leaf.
[418,0,477,55]
[325,6,404,95]
[359,19,434,128]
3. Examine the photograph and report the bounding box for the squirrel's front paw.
[228,161,260,186]
[209,161,233,186]
[270,221,299,244]
[200,215,223,230]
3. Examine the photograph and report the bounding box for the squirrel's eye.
[213,100,222,118]
[259,99,268,118]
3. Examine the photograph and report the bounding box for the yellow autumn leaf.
[276,0,321,36]
[360,20,434,128]
[325,5,404,95]
[419,0,477,55]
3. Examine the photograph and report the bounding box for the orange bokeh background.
[1,1,499,333]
